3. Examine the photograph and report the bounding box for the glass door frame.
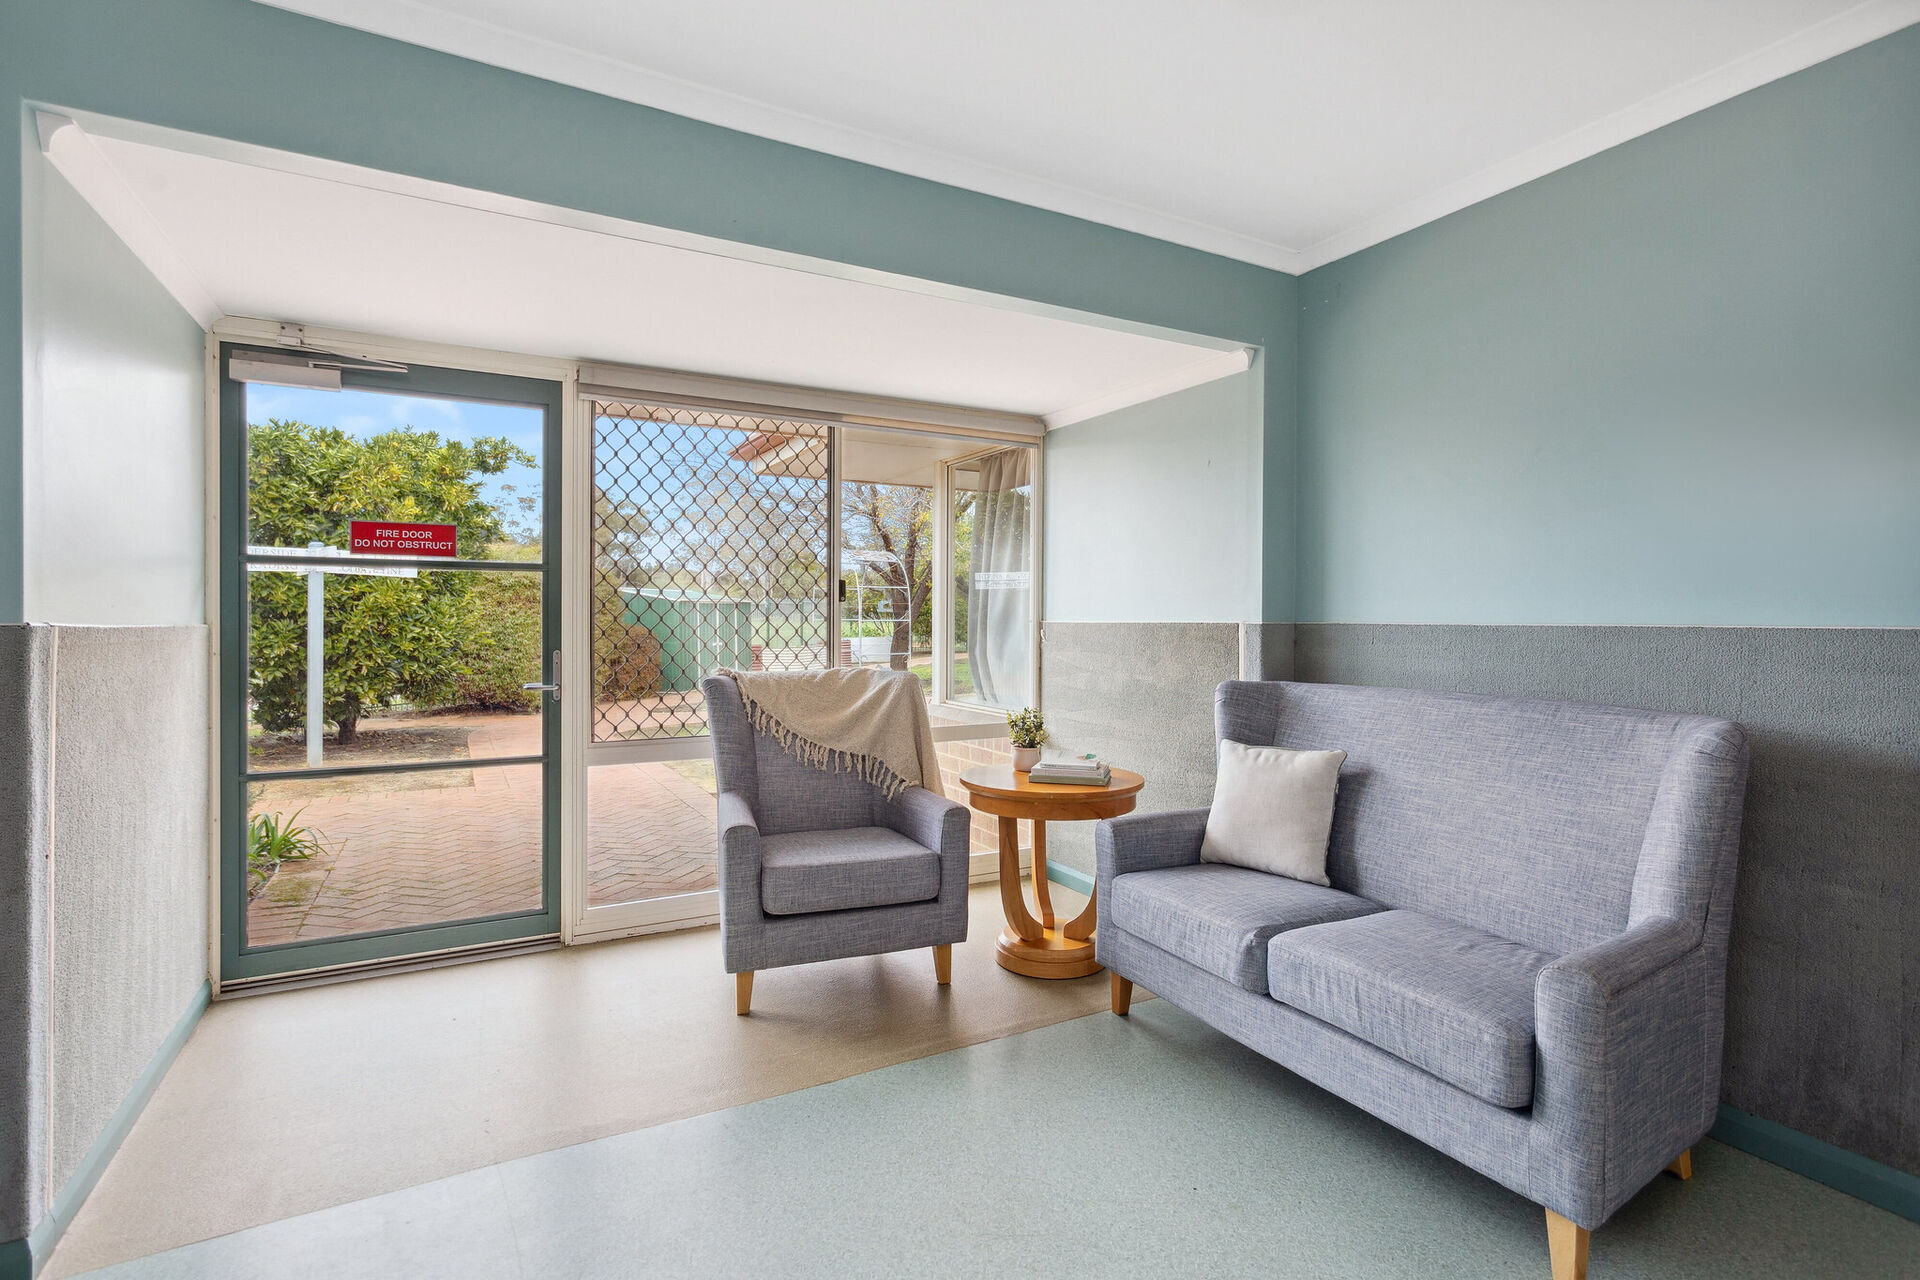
[216,343,566,983]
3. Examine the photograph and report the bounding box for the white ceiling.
[255,0,1920,271]
[45,121,1246,424]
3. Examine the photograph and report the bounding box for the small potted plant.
[1007,707,1046,772]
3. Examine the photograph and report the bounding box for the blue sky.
[246,384,544,540]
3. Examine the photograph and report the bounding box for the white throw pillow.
[1199,740,1347,886]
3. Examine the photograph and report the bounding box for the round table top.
[958,764,1146,804]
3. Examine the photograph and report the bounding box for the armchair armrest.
[716,790,763,926]
[717,789,759,843]
[1530,916,1712,1227]
[880,785,971,909]
[1095,807,1209,894]
[875,785,970,856]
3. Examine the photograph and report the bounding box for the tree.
[841,483,932,671]
[590,483,667,701]
[247,420,531,742]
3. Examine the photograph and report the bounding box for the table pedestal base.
[996,926,1101,979]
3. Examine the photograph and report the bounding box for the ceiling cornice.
[257,0,1920,276]
[1292,0,1920,270]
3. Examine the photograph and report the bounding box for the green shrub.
[598,623,665,700]
[453,569,544,711]
[246,419,530,741]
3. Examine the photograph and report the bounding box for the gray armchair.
[701,674,971,1014]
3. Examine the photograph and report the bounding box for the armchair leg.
[1545,1209,1589,1280]
[1110,973,1133,1016]
[1666,1148,1693,1180]
[933,944,952,985]
[735,971,754,1016]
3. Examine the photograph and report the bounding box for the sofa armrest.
[1530,916,1710,1227]
[876,786,971,859]
[1538,917,1697,1005]
[1095,807,1209,898]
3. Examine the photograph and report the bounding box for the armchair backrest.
[1215,680,1748,956]
[702,674,878,835]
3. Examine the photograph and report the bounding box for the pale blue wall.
[0,0,1298,624]
[1296,27,1920,626]
[21,155,205,624]
[1045,369,1263,623]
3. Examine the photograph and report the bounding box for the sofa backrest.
[1216,680,1742,955]
[702,674,876,836]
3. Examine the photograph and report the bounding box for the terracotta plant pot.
[1012,746,1041,772]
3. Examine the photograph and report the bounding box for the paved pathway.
[247,701,1011,948]
[247,712,718,947]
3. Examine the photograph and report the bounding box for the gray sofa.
[703,674,971,1014]
[1097,680,1748,1279]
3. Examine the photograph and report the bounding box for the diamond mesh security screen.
[591,401,831,742]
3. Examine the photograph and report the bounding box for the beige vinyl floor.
[47,883,1121,1278]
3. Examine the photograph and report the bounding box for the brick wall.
[935,736,1028,853]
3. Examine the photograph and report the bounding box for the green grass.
[840,619,926,639]
[910,659,971,694]
[663,758,717,795]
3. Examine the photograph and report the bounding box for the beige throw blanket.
[723,667,945,800]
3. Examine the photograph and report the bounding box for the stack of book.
[1027,756,1112,786]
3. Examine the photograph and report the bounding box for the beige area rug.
[47,884,1139,1278]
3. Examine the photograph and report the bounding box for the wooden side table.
[958,764,1145,979]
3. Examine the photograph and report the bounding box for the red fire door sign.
[349,520,458,558]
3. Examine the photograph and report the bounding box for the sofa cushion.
[1200,740,1347,885]
[1109,864,1382,994]
[1268,910,1551,1107]
[759,826,939,915]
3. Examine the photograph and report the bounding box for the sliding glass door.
[220,347,563,982]
[573,401,832,934]
[568,400,1041,938]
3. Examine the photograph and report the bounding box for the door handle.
[522,650,561,700]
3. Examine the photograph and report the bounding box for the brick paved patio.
[247,706,1013,948]
[246,711,722,946]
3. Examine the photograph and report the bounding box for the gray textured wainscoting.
[0,625,209,1246]
[1294,623,1920,1178]
[1239,621,1295,682]
[1037,622,1267,876]
[46,627,209,1192]
[0,628,55,1242]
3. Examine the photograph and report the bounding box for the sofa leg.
[1110,973,1133,1016]
[1545,1209,1589,1280]
[1666,1148,1693,1180]
[735,971,754,1016]
[933,944,952,985]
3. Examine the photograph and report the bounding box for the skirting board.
[1046,862,1096,898]
[1710,1104,1920,1225]
[1047,864,1920,1228]
[2,981,210,1279]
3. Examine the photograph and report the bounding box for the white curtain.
[967,447,1033,709]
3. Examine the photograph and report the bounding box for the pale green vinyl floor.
[78,999,1920,1279]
